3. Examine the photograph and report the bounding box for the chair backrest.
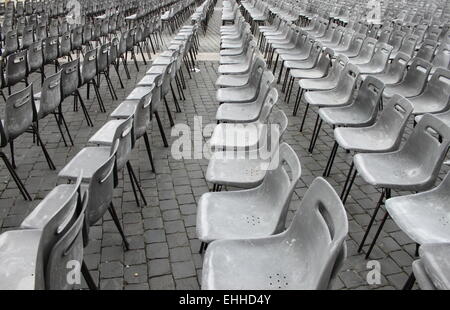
[71,26,83,49]
[357,37,377,59]
[418,68,450,111]
[60,58,80,98]
[401,114,450,186]
[334,62,360,98]
[432,44,450,70]
[81,48,98,84]
[388,30,406,52]
[401,57,432,90]
[337,29,354,49]
[399,34,418,57]
[5,50,28,87]
[27,40,44,72]
[285,177,348,290]
[370,43,393,67]
[378,27,393,43]
[43,36,59,64]
[316,48,334,73]
[39,70,62,117]
[133,85,154,138]
[59,32,72,57]
[20,174,85,290]
[97,43,110,74]
[110,116,134,172]
[416,39,439,62]
[3,30,18,57]
[345,33,365,54]
[86,141,119,225]
[263,142,302,233]
[22,24,35,50]
[259,87,279,123]
[385,51,410,80]
[352,76,385,123]
[370,94,413,149]
[2,84,35,143]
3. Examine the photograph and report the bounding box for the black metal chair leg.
[403,273,416,290]
[154,111,169,147]
[342,167,357,204]
[299,103,310,132]
[114,63,125,88]
[128,161,147,206]
[358,189,387,253]
[108,202,130,251]
[143,132,155,173]
[163,96,175,127]
[365,211,389,259]
[59,110,74,146]
[0,152,32,200]
[92,80,106,113]
[126,161,141,207]
[53,112,68,147]
[32,125,56,170]
[81,261,98,290]
[169,84,182,112]
[76,91,94,127]
[323,141,339,177]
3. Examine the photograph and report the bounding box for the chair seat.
[284,60,315,70]
[58,146,111,182]
[220,47,244,56]
[146,65,166,75]
[216,102,261,123]
[305,90,349,107]
[410,97,448,115]
[290,67,326,79]
[353,152,432,190]
[334,126,399,153]
[383,85,418,99]
[412,260,437,290]
[88,120,125,146]
[138,74,160,86]
[111,100,139,119]
[210,122,274,151]
[299,78,338,91]
[0,229,42,290]
[319,105,373,127]
[419,244,450,290]
[386,194,450,245]
[220,54,247,65]
[205,152,268,188]
[202,236,313,290]
[126,86,153,101]
[21,184,78,229]
[216,85,257,103]
[215,74,249,88]
[218,62,250,74]
[152,57,171,66]
[197,190,278,242]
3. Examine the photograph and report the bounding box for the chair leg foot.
[108,203,130,251]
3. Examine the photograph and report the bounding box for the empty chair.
[334,33,365,59]
[347,37,377,65]
[390,34,418,59]
[383,58,432,102]
[431,43,450,74]
[216,56,266,88]
[201,177,348,290]
[0,174,91,290]
[0,84,56,201]
[80,48,106,113]
[216,72,274,123]
[409,68,450,117]
[337,95,413,202]
[368,52,410,85]
[1,50,29,98]
[352,114,450,259]
[197,142,301,249]
[293,55,349,117]
[2,30,18,57]
[404,243,450,290]
[416,39,439,62]
[35,70,74,147]
[354,43,393,75]
[216,61,265,104]
[58,137,130,251]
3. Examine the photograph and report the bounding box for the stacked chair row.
[196,3,349,290]
[241,0,450,290]
[0,0,207,290]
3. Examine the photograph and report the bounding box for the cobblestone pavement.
[0,1,448,290]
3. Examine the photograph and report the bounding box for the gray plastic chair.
[293,55,349,117]
[387,30,406,56]
[404,244,450,290]
[2,50,28,96]
[34,70,73,147]
[390,34,418,60]
[218,45,256,75]
[302,63,360,138]
[337,95,413,202]
[201,177,348,290]
[383,57,433,102]
[216,62,265,104]
[0,173,90,290]
[356,43,393,75]
[216,72,275,123]
[368,52,410,85]
[216,56,266,88]
[386,171,450,247]
[59,138,129,251]
[284,48,334,104]
[198,142,301,246]
[320,76,385,176]
[80,48,106,113]
[431,43,450,74]
[409,68,450,116]
[347,37,377,65]
[334,33,365,58]
[416,39,439,62]
[353,114,450,259]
